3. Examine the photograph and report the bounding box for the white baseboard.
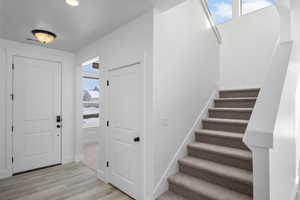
[97,169,107,183]
[62,155,75,164]
[152,90,218,198]
[0,169,11,179]
[293,176,299,200]
[75,154,83,162]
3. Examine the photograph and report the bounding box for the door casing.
[106,62,144,199]
[5,49,64,177]
[74,60,146,200]
[11,55,62,174]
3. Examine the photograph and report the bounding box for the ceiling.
[0,0,154,52]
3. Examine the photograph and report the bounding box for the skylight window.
[242,0,275,15]
[207,0,233,24]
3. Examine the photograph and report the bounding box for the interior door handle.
[134,137,140,142]
[56,124,61,129]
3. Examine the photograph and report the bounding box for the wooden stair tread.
[168,173,252,200]
[179,156,253,184]
[188,142,252,160]
[203,118,249,124]
[215,97,257,101]
[209,108,253,112]
[219,88,260,93]
[195,129,244,139]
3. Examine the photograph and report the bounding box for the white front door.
[107,63,142,199]
[12,56,62,174]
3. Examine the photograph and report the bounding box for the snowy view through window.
[207,0,275,24]
[82,62,100,128]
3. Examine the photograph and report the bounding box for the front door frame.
[5,48,63,177]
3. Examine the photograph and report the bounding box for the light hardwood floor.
[0,163,133,200]
[83,143,98,170]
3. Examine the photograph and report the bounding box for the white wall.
[244,40,293,200]
[0,0,4,37]
[292,1,300,197]
[269,1,300,198]
[83,128,99,145]
[0,39,75,178]
[244,1,300,198]
[153,0,220,187]
[76,12,154,200]
[218,6,280,89]
[0,47,6,176]
[269,45,298,200]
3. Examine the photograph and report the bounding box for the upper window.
[82,57,100,129]
[83,62,100,73]
[206,0,275,24]
[207,0,233,24]
[242,0,275,15]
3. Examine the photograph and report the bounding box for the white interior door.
[108,63,142,199]
[12,56,62,174]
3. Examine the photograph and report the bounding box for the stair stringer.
[153,90,218,199]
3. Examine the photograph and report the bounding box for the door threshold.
[13,163,62,176]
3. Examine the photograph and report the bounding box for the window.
[206,0,275,24]
[241,0,275,15]
[207,0,233,24]
[82,59,100,128]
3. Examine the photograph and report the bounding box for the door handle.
[56,124,61,129]
[133,137,140,142]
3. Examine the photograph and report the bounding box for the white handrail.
[200,0,222,44]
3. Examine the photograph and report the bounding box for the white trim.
[75,56,101,166]
[0,170,10,179]
[62,156,74,164]
[5,47,70,177]
[82,72,100,79]
[243,130,273,149]
[75,154,84,162]
[153,90,218,198]
[292,176,299,200]
[11,54,62,174]
[97,169,107,183]
[75,58,146,199]
[83,100,99,104]
[82,56,100,66]
[106,59,145,200]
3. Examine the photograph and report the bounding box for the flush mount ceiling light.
[65,0,79,6]
[32,29,57,44]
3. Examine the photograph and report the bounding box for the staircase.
[157,88,260,200]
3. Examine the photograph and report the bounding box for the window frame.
[206,0,275,25]
[81,58,101,129]
[240,0,275,16]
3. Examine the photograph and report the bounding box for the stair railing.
[243,0,297,199]
[199,0,222,44]
[243,40,293,200]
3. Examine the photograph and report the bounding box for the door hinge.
[106,121,109,127]
[106,161,109,167]
[11,126,14,132]
[106,80,109,86]
[10,94,14,101]
[12,64,14,70]
[12,157,14,163]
